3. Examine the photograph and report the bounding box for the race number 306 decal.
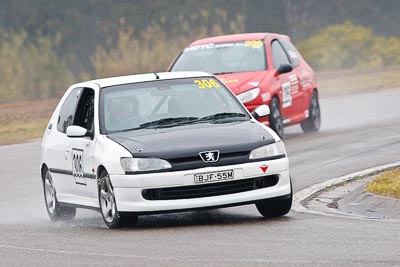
[72,148,86,185]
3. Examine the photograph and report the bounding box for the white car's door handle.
[65,151,69,160]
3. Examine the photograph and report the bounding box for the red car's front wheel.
[269,97,284,138]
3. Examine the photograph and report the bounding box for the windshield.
[100,77,249,133]
[171,40,267,74]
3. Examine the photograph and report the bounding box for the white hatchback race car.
[40,71,292,228]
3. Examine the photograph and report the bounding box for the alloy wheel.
[100,177,116,223]
[44,172,56,215]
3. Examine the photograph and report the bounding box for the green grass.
[366,169,400,199]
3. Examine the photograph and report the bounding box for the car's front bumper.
[110,157,290,213]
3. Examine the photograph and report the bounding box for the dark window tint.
[280,39,300,67]
[271,40,291,68]
[57,88,82,133]
[74,88,95,132]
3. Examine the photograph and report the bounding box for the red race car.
[169,33,321,137]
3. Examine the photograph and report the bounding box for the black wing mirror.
[276,64,293,75]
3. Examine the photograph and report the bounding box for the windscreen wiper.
[120,117,199,132]
[197,112,248,122]
[138,117,199,129]
[213,72,233,75]
[121,114,246,132]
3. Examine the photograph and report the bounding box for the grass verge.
[0,98,57,145]
[316,66,400,98]
[0,119,48,145]
[366,169,400,199]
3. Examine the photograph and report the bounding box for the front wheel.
[269,97,284,138]
[43,169,76,221]
[255,182,292,218]
[301,91,321,133]
[98,171,138,229]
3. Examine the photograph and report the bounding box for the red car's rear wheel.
[301,91,321,133]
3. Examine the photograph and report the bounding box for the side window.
[57,88,82,133]
[280,39,300,67]
[271,40,291,69]
[73,88,95,132]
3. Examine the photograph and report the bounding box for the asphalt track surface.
[1,88,400,266]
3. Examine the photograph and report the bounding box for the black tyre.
[98,170,138,229]
[43,169,76,221]
[269,97,284,138]
[301,90,321,133]
[255,182,292,218]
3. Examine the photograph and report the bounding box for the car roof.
[189,33,274,46]
[73,71,213,89]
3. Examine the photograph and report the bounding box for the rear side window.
[271,40,291,69]
[280,39,300,67]
[57,88,82,133]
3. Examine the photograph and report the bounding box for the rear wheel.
[43,169,76,221]
[269,97,284,138]
[301,91,321,133]
[255,181,292,218]
[98,170,138,229]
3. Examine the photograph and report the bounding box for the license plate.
[194,170,234,184]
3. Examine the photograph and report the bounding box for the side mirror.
[276,64,293,75]
[66,125,87,138]
[251,104,270,119]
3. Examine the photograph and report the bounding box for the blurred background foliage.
[92,13,245,78]
[296,22,400,70]
[0,0,400,102]
[0,30,74,102]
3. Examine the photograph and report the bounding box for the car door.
[271,39,299,123]
[280,38,308,115]
[45,87,84,198]
[65,87,98,199]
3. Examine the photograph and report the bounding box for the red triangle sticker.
[260,165,269,173]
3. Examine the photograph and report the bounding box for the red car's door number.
[282,82,292,108]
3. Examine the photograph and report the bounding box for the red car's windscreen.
[171,40,267,74]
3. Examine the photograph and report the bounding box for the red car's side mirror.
[275,64,293,77]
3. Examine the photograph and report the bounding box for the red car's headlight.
[236,88,260,104]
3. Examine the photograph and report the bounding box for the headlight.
[236,88,260,103]
[120,157,172,172]
[249,141,286,159]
